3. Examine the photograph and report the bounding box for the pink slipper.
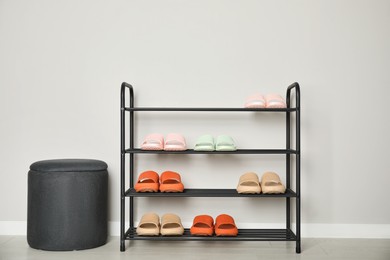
[245,93,266,108]
[164,133,187,151]
[141,133,164,150]
[265,94,286,108]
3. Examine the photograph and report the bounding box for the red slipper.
[215,214,238,236]
[190,215,214,236]
[159,171,184,192]
[134,171,159,192]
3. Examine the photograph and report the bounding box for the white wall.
[1,0,390,237]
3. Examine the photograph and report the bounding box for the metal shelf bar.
[125,149,297,154]
[125,188,297,198]
[126,228,297,241]
[124,107,297,112]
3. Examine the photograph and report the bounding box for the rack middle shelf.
[125,188,297,198]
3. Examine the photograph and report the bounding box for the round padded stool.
[27,159,108,251]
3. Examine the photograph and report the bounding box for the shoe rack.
[120,82,301,253]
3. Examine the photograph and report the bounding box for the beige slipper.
[261,172,286,194]
[136,213,160,236]
[160,213,184,236]
[236,172,261,194]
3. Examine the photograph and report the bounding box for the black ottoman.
[27,159,108,251]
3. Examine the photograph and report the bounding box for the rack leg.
[296,195,301,254]
[120,195,125,251]
[120,240,125,252]
[296,240,301,253]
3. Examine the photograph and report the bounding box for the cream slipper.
[261,172,286,194]
[160,213,184,236]
[136,213,160,236]
[236,172,261,194]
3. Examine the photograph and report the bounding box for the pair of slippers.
[135,171,184,193]
[191,214,238,237]
[194,135,236,151]
[141,133,186,151]
[245,93,286,108]
[236,172,286,194]
[137,213,184,236]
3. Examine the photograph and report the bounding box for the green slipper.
[194,134,215,151]
[215,135,237,151]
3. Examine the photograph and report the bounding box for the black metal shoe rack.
[120,82,301,253]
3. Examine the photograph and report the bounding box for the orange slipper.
[159,171,184,192]
[134,171,159,192]
[190,215,214,236]
[215,214,238,236]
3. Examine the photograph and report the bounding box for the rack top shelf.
[124,107,297,112]
[125,149,298,154]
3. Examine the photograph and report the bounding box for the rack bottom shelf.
[125,228,297,241]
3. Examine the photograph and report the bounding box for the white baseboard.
[2,221,390,238]
[301,223,390,239]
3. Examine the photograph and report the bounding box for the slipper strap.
[195,135,214,146]
[193,215,214,228]
[161,213,182,226]
[261,172,282,185]
[144,134,164,144]
[139,213,160,226]
[165,133,186,146]
[137,171,159,183]
[160,171,181,184]
[265,94,286,107]
[216,135,235,146]
[246,93,265,103]
[265,94,284,101]
[239,172,260,185]
[215,214,236,228]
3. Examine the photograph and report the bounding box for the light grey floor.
[0,236,389,260]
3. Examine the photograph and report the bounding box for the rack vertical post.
[287,82,301,253]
